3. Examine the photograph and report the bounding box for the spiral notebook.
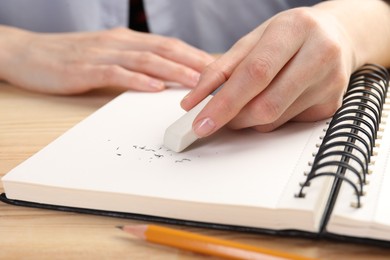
[1,64,390,246]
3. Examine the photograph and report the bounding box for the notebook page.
[2,89,328,232]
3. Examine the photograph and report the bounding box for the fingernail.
[182,89,192,100]
[192,72,200,85]
[149,79,164,90]
[180,90,193,107]
[194,117,216,137]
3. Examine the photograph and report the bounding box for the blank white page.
[2,89,328,231]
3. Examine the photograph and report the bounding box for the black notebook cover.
[2,192,390,248]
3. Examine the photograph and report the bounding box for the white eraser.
[164,95,213,152]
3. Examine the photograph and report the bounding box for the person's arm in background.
[182,0,390,136]
[0,25,213,95]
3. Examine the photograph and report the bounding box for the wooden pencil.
[118,224,316,260]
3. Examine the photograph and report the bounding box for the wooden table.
[1,82,390,259]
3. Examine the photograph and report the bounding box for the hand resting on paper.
[0,26,213,95]
[181,0,390,136]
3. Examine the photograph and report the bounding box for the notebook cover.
[0,192,318,239]
[2,192,390,247]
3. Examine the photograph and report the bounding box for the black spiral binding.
[295,64,389,208]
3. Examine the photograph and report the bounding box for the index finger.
[190,17,307,137]
[180,23,268,112]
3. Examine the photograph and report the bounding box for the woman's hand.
[181,0,390,137]
[0,26,214,94]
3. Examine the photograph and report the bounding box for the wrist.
[0,25,33,81]
[314,0,390,69]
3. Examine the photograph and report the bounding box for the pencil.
[118,224,316,260]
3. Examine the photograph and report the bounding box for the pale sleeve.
[0,0,128,32]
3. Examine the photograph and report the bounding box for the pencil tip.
[118,224,147,239]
